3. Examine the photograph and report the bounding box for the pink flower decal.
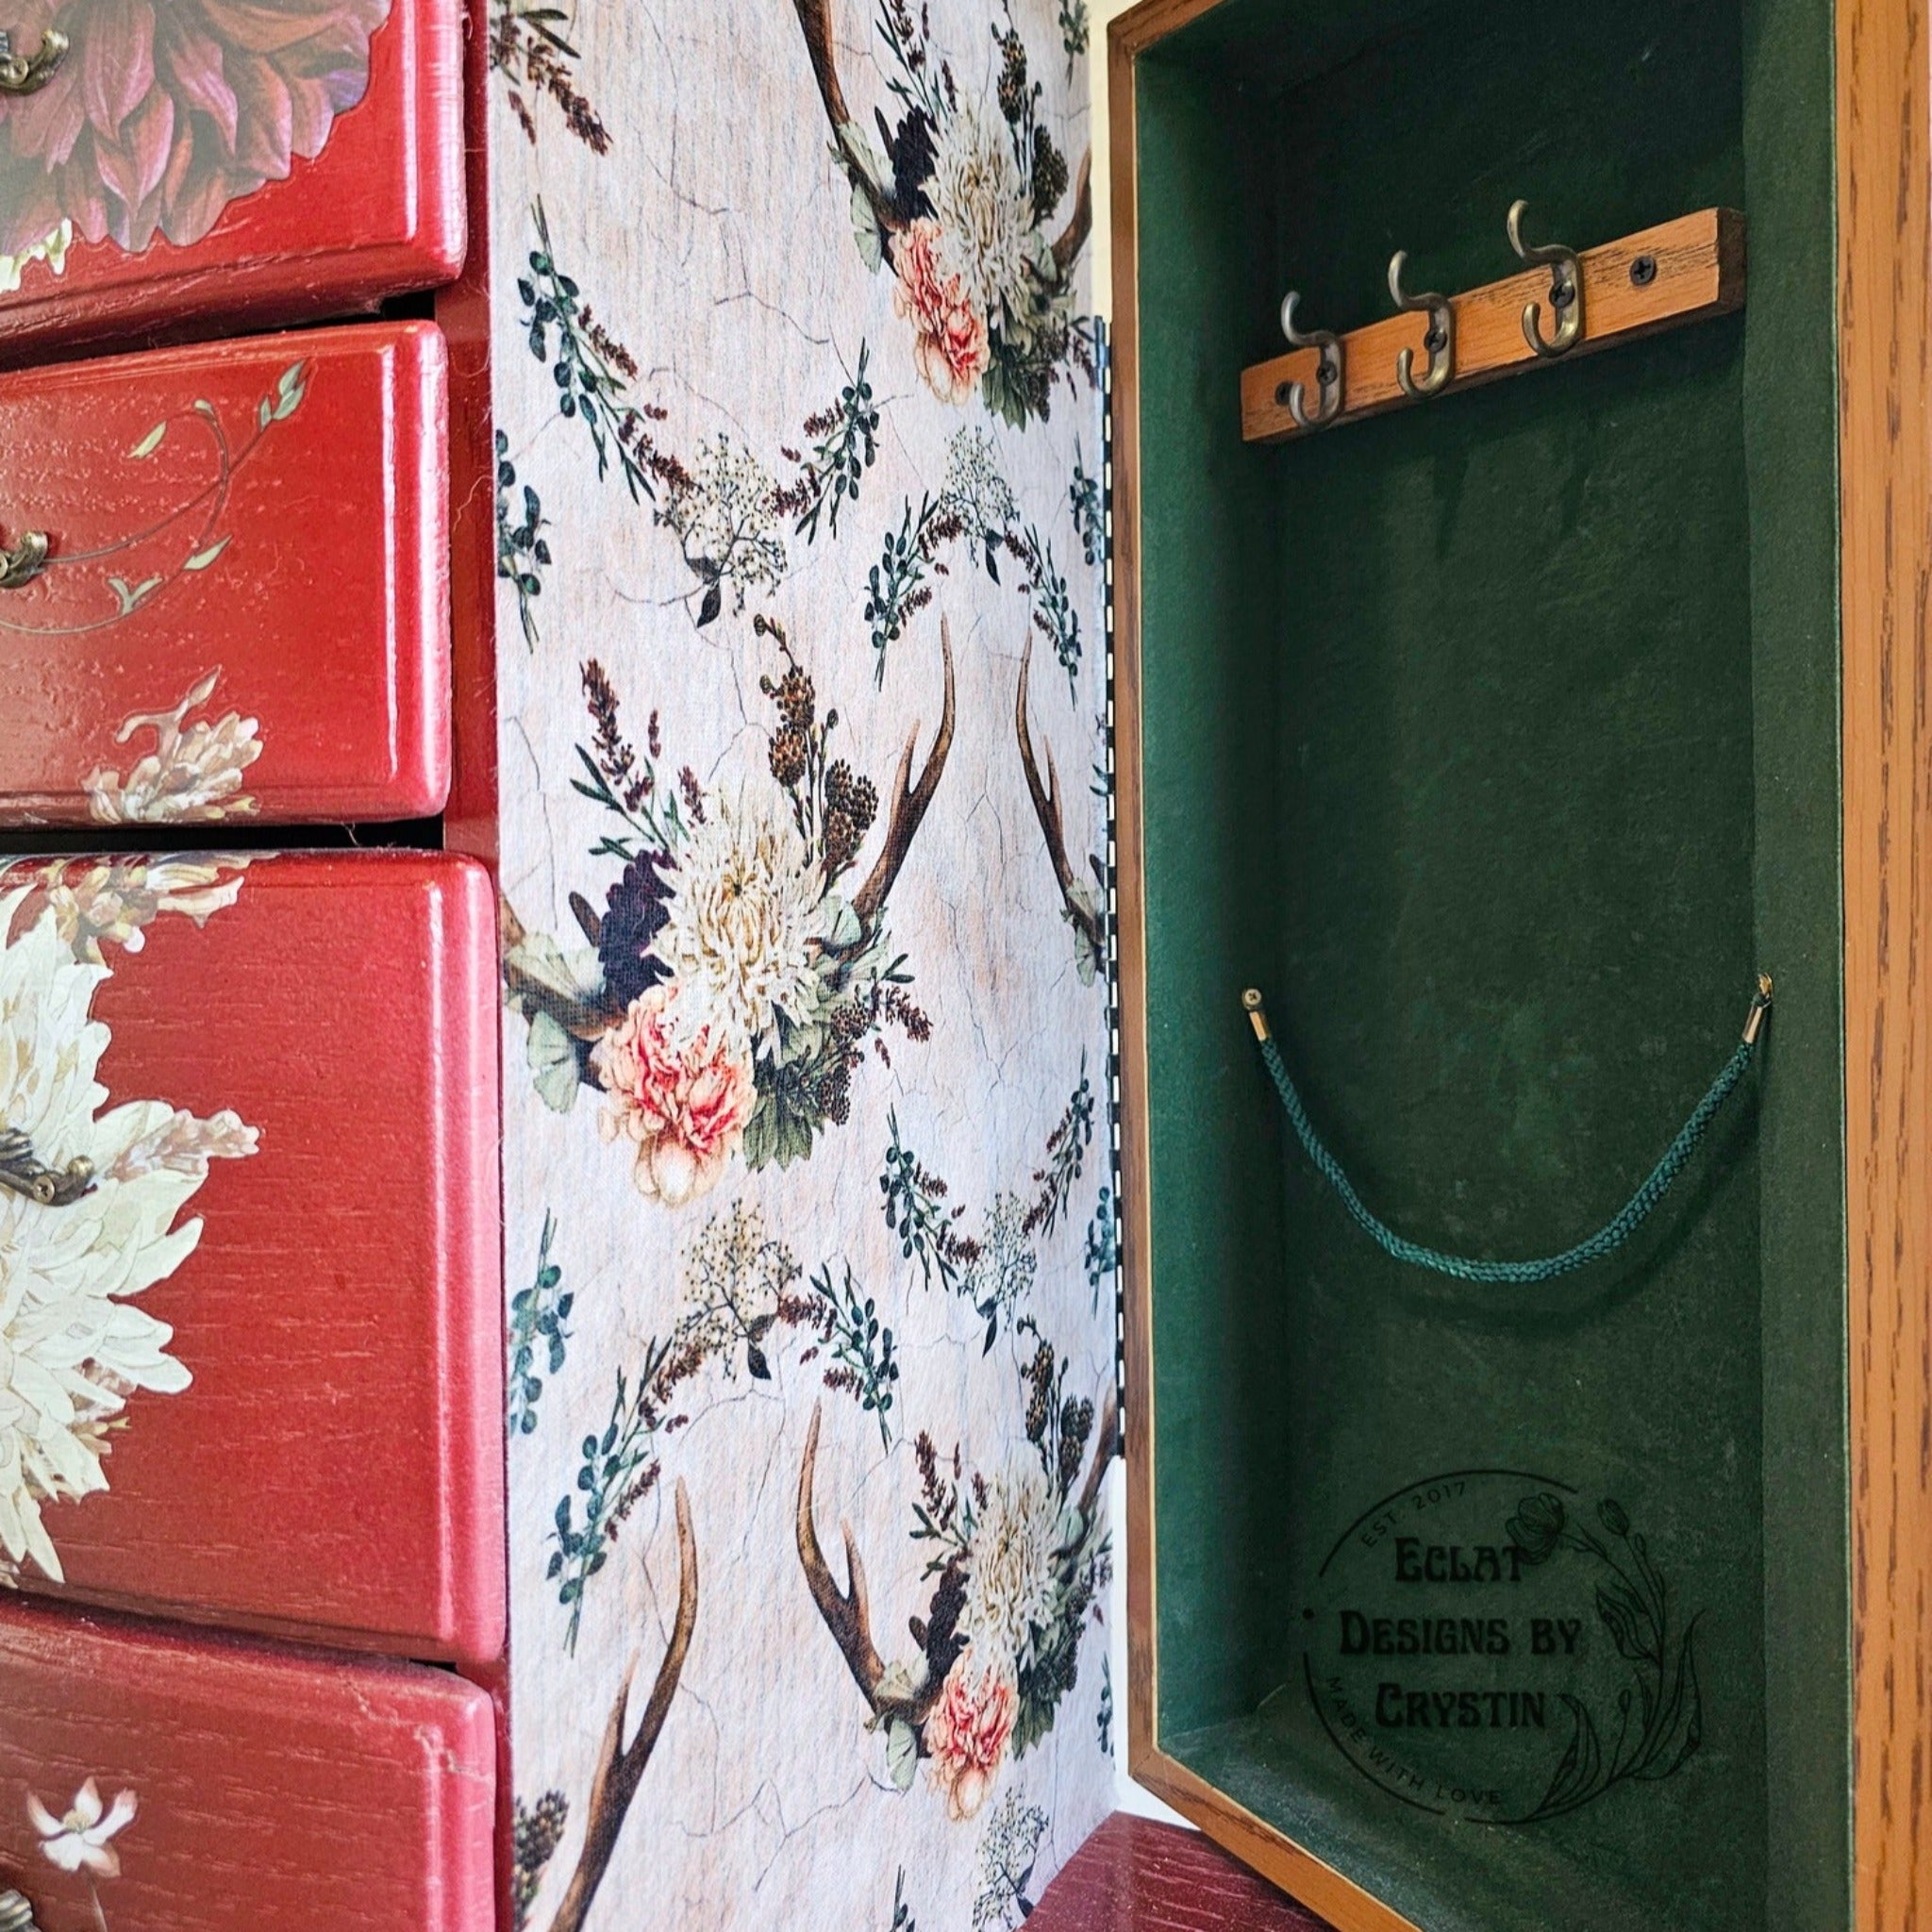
[891,218,990,406]
[0,0,392,262]
[591,982,756,1208]
[28,1776,136,1878]
[923,1648,1017,1823]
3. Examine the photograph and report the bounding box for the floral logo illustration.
[1504,1491,1703,1823]
[788,0,1094,427]
[85,671,262,825]
[504,620,952,1209]
[25,1777,135,1930]
[0,0,391,276]
[0,860,258,1586]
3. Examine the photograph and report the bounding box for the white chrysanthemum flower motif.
[38,856,248,965]
[28,1777,136,1878]
[962,1462,1063,1675]
[654,787,826,1056]
[85,670,263,825]
[928,108,1037,331]
[0,219,69,298]
[0,887,258,1583]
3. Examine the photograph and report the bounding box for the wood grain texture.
[1028,1813,1333,1932]
[0,1597,495,1931]
[1240,208,1746,442]
[0,323,449,825]
[0,0,465,364]
[1108,12,1417,1929]
[12,851,505,1668]
[1840,0,1932,1921]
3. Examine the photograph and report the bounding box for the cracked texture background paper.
[488,1,1117,1924]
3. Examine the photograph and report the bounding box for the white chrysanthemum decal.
[961,1463,1063,1674]
[654,785,827,1056]
[85,670,263,825]
[0,874,258,1583]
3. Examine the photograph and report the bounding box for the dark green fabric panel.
[1137,51,1296,1738]
[1738,0,1851,1922]
[1133,0,1846,1925]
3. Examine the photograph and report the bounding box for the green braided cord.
[1254,1019,1759,1284]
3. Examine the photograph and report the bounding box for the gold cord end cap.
[1241,988,1271,1041]
[1743,973,1774,1045]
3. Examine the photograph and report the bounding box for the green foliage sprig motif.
[508,1209,573,1437]
[816,1260,901,1449]
[1024,1055,1094,1238]
[1506,1492,1703,1823]
[495,431,552,650]
[776,341,880,544]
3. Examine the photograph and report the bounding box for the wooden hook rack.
[1241,208,1745,444]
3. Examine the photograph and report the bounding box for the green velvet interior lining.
[1132,2,1845,1927]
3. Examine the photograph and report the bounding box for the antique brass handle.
[0,26,68,94]
[0,527,49,590]
[0,1128,93,1208]
[0,1890,42,1932]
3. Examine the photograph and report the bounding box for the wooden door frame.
[1109,0,1932,1921]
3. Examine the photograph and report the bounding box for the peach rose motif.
[923,1647,1017,1823]
[0,0,392,262]
[892,217,990,406]
[591,981,756,1208]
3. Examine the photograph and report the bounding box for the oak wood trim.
[1108,0,1159,1784]
[1130,1745,1424,1932]
[1240,208,1746,443]
[1840,0,1932,1922]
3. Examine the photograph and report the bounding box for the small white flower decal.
[27,1779,136,1878]
[85,670,262,825]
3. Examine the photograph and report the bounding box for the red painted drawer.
[0,323,449,826]
[0,849,503,1665]
[0,0,464,360]
[0,1598,494,1932]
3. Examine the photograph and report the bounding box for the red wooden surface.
[0,323,449,825]
[0,0,465,362]
[1031,1816,1334,1932]
[0,849,504,1666]
[0,1597,495,1932]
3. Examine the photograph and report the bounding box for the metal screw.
[1275,380,1292,408]
[1424,325,1448,353]
[1318,355,1338,389]
[1551,280,1576,310]
[1630,254,1658,288]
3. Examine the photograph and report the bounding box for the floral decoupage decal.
[796,1338,1114,1823]
[504,621,952,1205]
[0,360,308,642]
[86,671,262,825]
[0,858,258,1585]
[21,1777,138,1930]
[0,0,390,281]
[786,0,1095,425]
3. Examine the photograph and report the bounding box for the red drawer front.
[0,849,504,1665]
[0,0,464,360]
[0,1598,495,1932]
[0,323,449,826]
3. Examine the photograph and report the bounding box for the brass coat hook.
[0,527,49,591]
[1277,291,1344,429]
[1387,250,1455,398]
[1507,199,1583,358]
[0,27,68,94]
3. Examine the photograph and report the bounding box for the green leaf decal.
[884,1718,919,1792]
[526,1011,582,1114]
[128,423,167,459]
[274,360,308,421]
[107,575,162,615]
[183,538,231,573]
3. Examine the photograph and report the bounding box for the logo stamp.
[1301,1470,1703,1824]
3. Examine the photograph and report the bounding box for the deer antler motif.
[785,0,1091,293]
[796,1403,946,1733]
[546,1481,700,1932]
[1016,639,1106,972]
[851,615,957,935]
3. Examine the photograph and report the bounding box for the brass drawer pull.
[0,26,67,94]
[0,526,49,590]
[0,1127,93,1207]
